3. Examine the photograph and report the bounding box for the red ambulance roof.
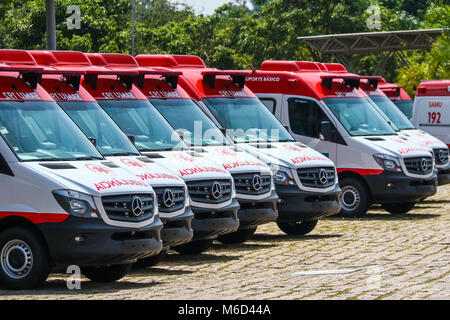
[0,49,53,101]
[378,81,412,101]
[416,80,450,97]
[27,50,98,102]
[245,60,367,100]
[136,54,256,99]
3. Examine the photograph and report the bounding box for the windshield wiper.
[106,152,140,156]
[74,156,104,161]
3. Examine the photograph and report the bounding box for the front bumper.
[275,184,341,222]
[236,190,278,229]
[437,168,450,186]
[160,207,194,248]
[191,198,240,240]
[38,216,163,267]
[364,171,438,204]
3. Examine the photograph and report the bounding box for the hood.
[353,135,434,158]
[105,156,186,188]
[22,160,154,196]
[141,150,232,181]
[400,129,448,150]
[238,142,336,169]
[199,145,272,175]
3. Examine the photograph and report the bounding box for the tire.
[0,226,51,290]
[81,264,132,283]
[276,220,318,235]
[216,228,257,244]
[135,251,166,268]
[172,239,213,255]
[382,202,416,215]
[338,177,371,218]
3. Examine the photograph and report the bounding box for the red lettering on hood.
[120,158,147,169]
[137,172,180,181]
[85,163,115,176]
[389,137,407,144]
[215,148,237,157]
[291,155,329,164]
[283,144,304,152]
[398,147,429,155]
[179,166,227,177]
[222,160,266,170]
[94,178,148,191]
[173,153,195,163]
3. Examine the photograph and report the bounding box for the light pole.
[45,0,56,50]
[131,0,136,55]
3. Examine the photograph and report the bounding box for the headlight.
[373,154,402,173]
[274,167,296,185]
[53,190,99,218]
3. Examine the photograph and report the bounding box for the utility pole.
[131,0,136,56]
[45,0,56,50]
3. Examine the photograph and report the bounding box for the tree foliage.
[0,0,448,92]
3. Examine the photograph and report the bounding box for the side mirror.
[175,129,185,139]
[88,137,96,147]
[283,125,290,132]
[319,121,335,141]
[127,135,135,145]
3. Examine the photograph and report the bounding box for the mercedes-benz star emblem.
[131,196,144,217]
[319,169,328,185]
[252,175,263,191]
[438,150,446,163]
[211,182,222,200]
[163,189,175,208]
[420,158,428,172]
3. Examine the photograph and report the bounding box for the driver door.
[281,96,340,164]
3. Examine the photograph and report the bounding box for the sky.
[175,0,253,15]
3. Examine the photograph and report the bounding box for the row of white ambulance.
[0,50,447,289]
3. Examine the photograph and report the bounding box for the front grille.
[154,186,185,213]
[434,149,449,166]
[404,157,433,175]
[297,167,336,188]
[186,179,232,204]
[102,194,154,222]
[232,173,271,195]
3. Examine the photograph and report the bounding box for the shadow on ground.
[210,242,277,251]
[326,212,441,221]
[250,233,342,243]
[0,279,162,296]
[161,253,242,266]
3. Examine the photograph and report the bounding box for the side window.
[288,98,323,138]
[260,99,276,114]
[287,98,344,144]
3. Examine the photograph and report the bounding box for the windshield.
[59,101,140,156]
[323,97,396,136]
[204,97,295,143]
[98,99,188,152]
[369,96,415,130]
[0,101,103,161]
[152,98,229,147]
[393,100,414,120]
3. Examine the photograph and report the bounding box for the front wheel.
[0,226,51,290]
[172,239,213,255]
[338,177,371,218]
[382,202,416,215]
[276,220,318,235]
[217,228,257,244]
[81,264,132,283]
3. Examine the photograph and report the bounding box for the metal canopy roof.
[298,29,445,54]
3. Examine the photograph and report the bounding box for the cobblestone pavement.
[1,185,449,300]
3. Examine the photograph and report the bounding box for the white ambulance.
[0,51,162,289]
[80,53,241,254]
[412,80,450,160]
[357,75,449,186]
[27,50,195,266]
[135,55,342,235]
[244,60,437,217]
